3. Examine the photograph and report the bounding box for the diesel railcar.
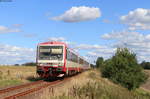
[36,41,90,78]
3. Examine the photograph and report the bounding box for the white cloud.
[101,30,144,41]
[87,49,114,58]
[102,19,111,23]
[0,25,21,34]
[82,48,115,64]
[12,24,23,27]
[51,6,101,22]
[47,37,76,48]
[72,43,115,64]
[24,34,37,38]
[101,30,150,62]
[75,44,105,50]
[120,8,150,30]
[0,44,35,64]
[99,8,150,62]
[48,37,66,41]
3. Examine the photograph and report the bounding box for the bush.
[96,57,104,68]
[22,62,36,66]
[140,61,150,69]
[100,48,148,90]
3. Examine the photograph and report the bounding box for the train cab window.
[39,46,63,60]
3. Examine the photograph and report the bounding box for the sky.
[0,0,150,64]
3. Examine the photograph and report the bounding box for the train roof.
[38,41,67,46]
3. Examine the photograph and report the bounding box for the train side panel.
[66,60,81,75]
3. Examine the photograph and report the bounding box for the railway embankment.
[141,70,150,92]
[39,69,150,99]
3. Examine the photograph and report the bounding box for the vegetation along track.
[0,77,72,99]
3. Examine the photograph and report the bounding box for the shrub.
[96,57,104,68]
[22,62,36,66]
[140,61,150,69]
[100,48,148,90]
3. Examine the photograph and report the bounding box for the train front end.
[36,42,66,78]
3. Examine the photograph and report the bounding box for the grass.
[0,66,37,88]
[0,80,22,87]
[40,69,150,99]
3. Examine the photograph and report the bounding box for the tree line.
[96,57,150,70]
[14,62,36,66]
[140,61,150,69]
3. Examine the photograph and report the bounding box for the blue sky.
[0,0,150,64]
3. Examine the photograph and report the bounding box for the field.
[0,66,37,88]
[0,66,150,99]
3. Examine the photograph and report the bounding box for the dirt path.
[141,70,150,91]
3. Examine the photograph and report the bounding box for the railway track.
[0,80,43,94]
[0,78,70,99]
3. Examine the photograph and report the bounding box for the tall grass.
[0,66,37,88]
[41,70,150,99]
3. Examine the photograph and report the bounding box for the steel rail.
[0,80,43,94]
[4,79,69,99]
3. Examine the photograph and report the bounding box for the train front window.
[39,46,63,60]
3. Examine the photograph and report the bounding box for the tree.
[14,64,20,66]
[22,62,36,66]
[96,57,104,68]
[90,64,95,68]
[140,61,150,69]
[100,48,148,90]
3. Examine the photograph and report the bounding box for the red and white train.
[36,41,90,78]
